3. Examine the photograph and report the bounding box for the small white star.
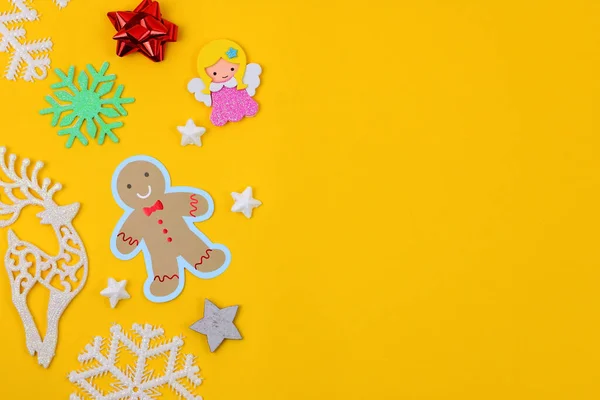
[177,119,206,146]
[100,278,130,308]
[231,186,262,219]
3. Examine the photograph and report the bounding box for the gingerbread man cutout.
[110,155,231,302]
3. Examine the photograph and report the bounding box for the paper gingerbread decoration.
[110,155,231,302]
[187,39,262,126]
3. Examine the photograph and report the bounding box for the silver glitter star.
[190,299,242,352]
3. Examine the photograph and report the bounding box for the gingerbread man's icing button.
[158,219,163,224]
[167,237,173,243]
[163,229,168,234]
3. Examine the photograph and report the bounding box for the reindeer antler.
[0,146,62,227]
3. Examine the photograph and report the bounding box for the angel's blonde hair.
[197,39,248,95]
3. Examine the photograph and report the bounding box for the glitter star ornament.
[177,119,206,146]
[100,278,130,308]
[190,299,242,352]
[107,0,178,62]
[231,186,262,218]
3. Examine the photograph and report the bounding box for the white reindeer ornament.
[0,147,88,368]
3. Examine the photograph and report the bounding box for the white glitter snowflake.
[69,323,203,400]
[0,0,70,82]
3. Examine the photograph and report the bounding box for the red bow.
[143,200,163,216]
[107,0,178,62]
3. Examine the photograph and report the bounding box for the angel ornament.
[0,147,87,368]
[187,39,262,126]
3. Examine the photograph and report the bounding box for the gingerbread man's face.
[115,160,166,209]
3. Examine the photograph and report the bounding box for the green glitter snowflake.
[39,62,135,148]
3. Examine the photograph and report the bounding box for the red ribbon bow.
[107,0,178,62]
[143,200,163,216]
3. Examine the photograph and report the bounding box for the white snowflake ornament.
[0,0,71,82]
[0,0,52,81]
[69,323,203,400]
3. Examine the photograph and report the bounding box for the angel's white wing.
[187,78,212,107]
[243,63,262,97]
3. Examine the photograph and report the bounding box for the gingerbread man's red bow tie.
[143,200,163,216]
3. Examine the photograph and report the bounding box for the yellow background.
[0,0,599,398]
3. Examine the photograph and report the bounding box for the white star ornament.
[100,278,130,308]
[231,186,262,219]
[177,119,206,147]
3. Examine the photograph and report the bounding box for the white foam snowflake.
[0,0,71,82]
[69,323,203,400]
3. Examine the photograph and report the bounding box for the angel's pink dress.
[210,86,259,126]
